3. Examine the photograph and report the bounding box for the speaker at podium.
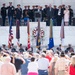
[34,11,42,22]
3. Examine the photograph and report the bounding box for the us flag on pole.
[8,21,13,48]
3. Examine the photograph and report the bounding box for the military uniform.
[1,4,6,26]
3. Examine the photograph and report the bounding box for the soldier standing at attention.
[1,3,6,26]
[6,2,14,26]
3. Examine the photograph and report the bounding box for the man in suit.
[46,4,54,26]
[34,6,42,22]
[68,5,73,25]
[42,5,48,22]
[6,2,14,26]
[61,4,65,18]
[23,6,28,19]
[1,3,6,26]
[27,6,32,21]
[23,6,29,25]
[53,5,58,26]
[31,6,36,22]
[57,5,62,26]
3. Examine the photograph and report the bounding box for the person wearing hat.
[42,5,48,23]
[23,6,28,18]
[6,2,15,26]
[31,6,36,22]
[15,4,22,21]
[23,6,29,25]
[1,3,6,26]
[27,5,32,21]
[27,6,30,11]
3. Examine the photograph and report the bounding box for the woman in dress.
[64,6,69,26]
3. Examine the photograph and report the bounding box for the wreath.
[32,28,45,38]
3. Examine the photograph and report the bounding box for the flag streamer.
[60,19,65,46]
[48,19,54,50]
[27,19,31,50]
[8,20,13,48]
[36,19,41,50]
[16,20,20,47]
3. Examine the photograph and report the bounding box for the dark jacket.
[47,7,54,19]
[53,8,58,19]
[7,6,14,16]
[15,8,22,20]
[1,7,6,17]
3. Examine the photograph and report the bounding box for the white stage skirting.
[0,22,75,47]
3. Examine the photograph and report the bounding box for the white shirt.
[38,58,49,70]
[28,61,38,73]
[58,9,61,15]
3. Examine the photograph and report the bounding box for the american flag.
[8,21,13,48]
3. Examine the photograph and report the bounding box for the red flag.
[8,21,13,48]
[27,19,30,50]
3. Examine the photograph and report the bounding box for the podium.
[34,11,42,22]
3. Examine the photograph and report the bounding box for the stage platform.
[0,25,75,48]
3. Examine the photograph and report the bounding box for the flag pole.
[16,19,20,51]
[36,19,41,50]
[60,19,65,51]
[27,19,31,51]
[48,19,54,50]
